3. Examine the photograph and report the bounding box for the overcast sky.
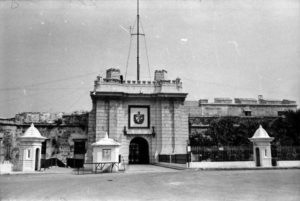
[0,0,299,118]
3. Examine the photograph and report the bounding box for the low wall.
[159,154,188,164]
[0,161,13,174]
[277,161,300,168]
[189,161,255,169]
[157,162,188,169]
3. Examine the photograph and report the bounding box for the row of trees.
[190,110,300,146]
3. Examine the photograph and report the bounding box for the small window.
[278,111,285,117]
[102,149,111,161]
[27,149,31,159]
[244,111,251,116]
[265,149,267,157]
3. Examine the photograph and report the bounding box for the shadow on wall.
[41,158,66,169]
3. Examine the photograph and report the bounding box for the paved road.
[0,166,299,201]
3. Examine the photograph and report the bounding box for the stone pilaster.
[173,100,188,154]
[85,102,96,163]
[95,100,109,141]
[153,99,162,160]
[160,100,173,154]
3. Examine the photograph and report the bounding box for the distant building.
[185,96,297,118]
[185,96,297,138]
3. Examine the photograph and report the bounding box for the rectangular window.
[265,149,267,157]
[278,111,285,116]
[27,149,31,159]
[102,149,111,161]
[74,140,86,154]
[244,111,251,116]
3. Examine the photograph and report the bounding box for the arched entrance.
[255,147,260,167]
[35,148,40,171]
[129,137,149,164]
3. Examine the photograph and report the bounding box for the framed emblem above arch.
[128,105,150,129]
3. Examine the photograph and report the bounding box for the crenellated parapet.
[93,68,184,95]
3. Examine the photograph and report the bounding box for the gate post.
[186,144,191,168]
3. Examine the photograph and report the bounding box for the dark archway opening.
[129,137,149,164]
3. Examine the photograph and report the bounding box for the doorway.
[255,147,260,167]
[129,137,149,164]
[35,148,40,171]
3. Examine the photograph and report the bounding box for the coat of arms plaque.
[129,106,150,128]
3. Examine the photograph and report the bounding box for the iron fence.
[159,154,188,164]
[191,146,253,162]
[272,146,300,161]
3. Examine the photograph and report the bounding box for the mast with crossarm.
[131,0,145,81]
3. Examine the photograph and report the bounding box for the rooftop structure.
[251,125,272,139]
[18,123,46,140]
[186,95,297,118]
[92,132,121,146]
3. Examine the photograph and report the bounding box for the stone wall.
[0,161,13,174]
[0,124,87,166]
[0,113,88,165]
[189,161,256,169]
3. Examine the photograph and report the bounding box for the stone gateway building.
[0,71,297,168]
[86,68,188,164]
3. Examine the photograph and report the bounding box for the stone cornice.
[90,91,188,101]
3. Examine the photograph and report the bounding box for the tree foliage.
[190,109,300,146]
[269,110,300,146]
[2,130,13,160]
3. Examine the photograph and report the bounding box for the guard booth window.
[74,141,86,154]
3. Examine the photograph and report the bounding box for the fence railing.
[191,145,300,162]
[272,146,300,161]
[191,146,253,162]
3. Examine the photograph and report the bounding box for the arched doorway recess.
[255,147,261,167]
[35,148,40,171]
[129,137,149,164]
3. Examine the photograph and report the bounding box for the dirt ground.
[0,166,299,201]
